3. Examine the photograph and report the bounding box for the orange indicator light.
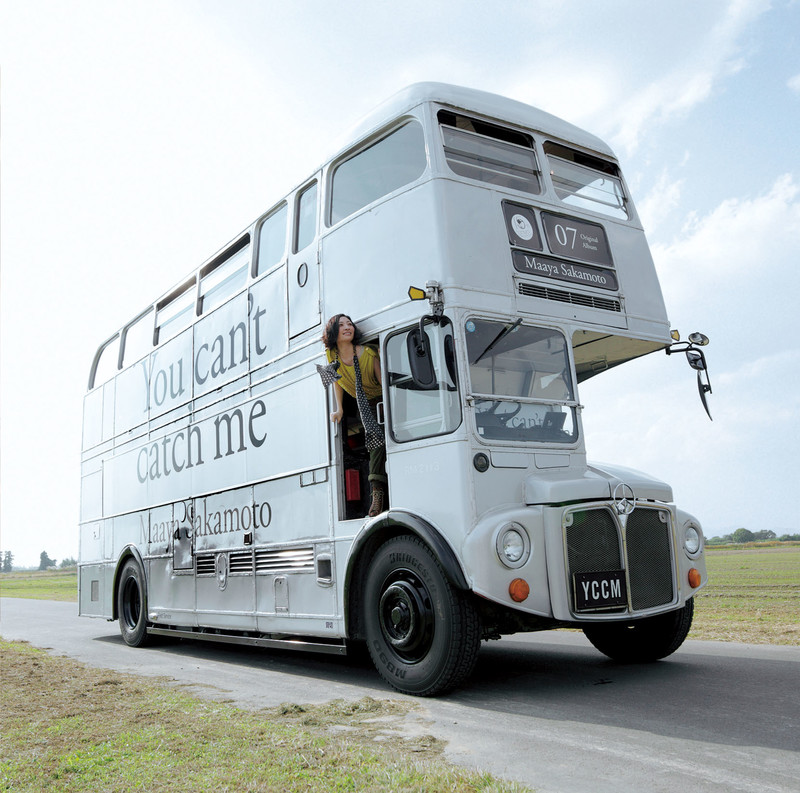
[688,568,702,588]
[509,578,530,602]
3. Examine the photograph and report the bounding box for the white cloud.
[653,173,800,311]
[636,170,685,236]
[789,73,800,94]
[602,0,770,153]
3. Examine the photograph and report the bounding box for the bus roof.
[333,82,616,162]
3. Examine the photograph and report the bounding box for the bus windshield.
[466,319,577,444]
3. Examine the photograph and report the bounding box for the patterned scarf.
[352,351,385,451]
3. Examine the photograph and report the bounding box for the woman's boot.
[368,482,385,518]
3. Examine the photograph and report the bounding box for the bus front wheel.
[363,534,480,696]
[582,598,694,663]
[117,559,150,647]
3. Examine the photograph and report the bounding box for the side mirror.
[686,350,706,371]
[667,334,713,420]
[407,326,435,389]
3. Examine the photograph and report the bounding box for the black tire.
[117,558,150,647]
[363,534,480,696]
[582,598,694,663]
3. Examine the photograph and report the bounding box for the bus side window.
[155,278,196,344]
[294,182,317,253]
[329,120,427,226]
[120,308,154,368]
[256,203,288,276]
[199,237,250,314]
[89,334,121,390]
[387,320,462,442]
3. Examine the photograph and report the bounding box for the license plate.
[574,570,627,611]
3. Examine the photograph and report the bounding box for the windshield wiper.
[471,318,522,364]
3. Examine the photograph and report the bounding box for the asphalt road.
[2,598,799,793]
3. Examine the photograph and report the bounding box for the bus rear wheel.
[582,598,694,663]
[363,534,480,696]
[117,559,150,647]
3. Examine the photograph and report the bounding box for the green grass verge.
[0,569,78,602]
[692,546,800,645]
[0,639,528,792]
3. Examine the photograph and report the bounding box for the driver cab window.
[466,319,577,443]
[386,319,461,442]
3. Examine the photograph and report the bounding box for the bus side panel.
[320,184,442,323]
[249,267,288,370]
[148,503,198,628]
[387,440,473,561]
[103,374,328,517]
[253,473,338,636]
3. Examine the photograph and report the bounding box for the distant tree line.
[0,551,77,572]
[707,529,800,545]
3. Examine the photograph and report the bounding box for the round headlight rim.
[495,522,532,569]
[684,524,703,557]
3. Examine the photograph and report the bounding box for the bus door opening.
[335,387,383,520]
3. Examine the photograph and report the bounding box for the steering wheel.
[474,399,522,424]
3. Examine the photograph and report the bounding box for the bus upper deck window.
[121,308,154,367]
[330,121,427,225]
[544,142,628,219]
[199,237,250,314]
[294,182,318,252]
[438,110,540,194]
[155,279,196,344]
[256,203,287,275]
[89,335,120,389]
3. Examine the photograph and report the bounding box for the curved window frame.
[544,141,628,220]
[438,109,541,195]
[254,202,288,277]
[198,235,251,315]
[385,317,462,443]
[464,317,579,446]
[328,119,428,227]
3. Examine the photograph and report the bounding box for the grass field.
[0,638,526,792]
[0,568,78,602]
[692,545,800,645]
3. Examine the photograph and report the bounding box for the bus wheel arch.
[344,510,471,641]
[361,533,480,696]
[114,549,151,647]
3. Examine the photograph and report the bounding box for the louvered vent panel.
[229,551,254,574]
[518,282,621,312]
[196,555,215,575]
[255,546,315,573]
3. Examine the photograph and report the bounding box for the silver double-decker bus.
[79,83,711,695]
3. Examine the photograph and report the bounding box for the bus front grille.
[626,509,675,610]
[565,507,675,614]
[518,281,622,312]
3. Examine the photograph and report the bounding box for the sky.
[1,0,799,567]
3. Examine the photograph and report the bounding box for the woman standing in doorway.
[322,314,386,517]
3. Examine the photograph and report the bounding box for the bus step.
[146,626,348,655]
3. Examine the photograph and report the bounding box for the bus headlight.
[496,523,531,569]
[684,524,702,556]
